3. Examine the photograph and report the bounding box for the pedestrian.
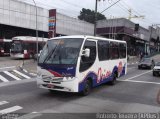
[139,52,143,61]
[157,89,160,104]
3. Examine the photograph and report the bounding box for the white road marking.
[4,71,21,81]
[23,69,28,73]
[127,67,137,70]
[0,75,9,82]
[0,101,9,106]
[120,80,160,85]
[0,106,23,115]
[0,66,16,70]
[30,73,37,76]
[125,70,152,80]
[13,70,30,79]
[17,112,42,119]
[31,112,38,113]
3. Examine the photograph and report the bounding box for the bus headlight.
[63,77,74,81]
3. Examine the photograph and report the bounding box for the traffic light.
[134,24,139,31]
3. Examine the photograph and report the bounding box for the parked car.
[153,62,160,76]
[138,58,155,69]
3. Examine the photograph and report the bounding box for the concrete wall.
[0,0,94,36]
[0,0,48,31]
[56,13,94,35]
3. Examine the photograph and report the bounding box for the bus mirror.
[82,48,90,57]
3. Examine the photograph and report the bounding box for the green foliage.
[78,8,106,24]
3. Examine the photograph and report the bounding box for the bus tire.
[153,72,156,76]
[49,89,55,93]
[110,73,117,85]
[81,79,92,96]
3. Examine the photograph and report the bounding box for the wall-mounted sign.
[49,9,56,38]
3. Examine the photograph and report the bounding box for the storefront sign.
[48,9,56,38]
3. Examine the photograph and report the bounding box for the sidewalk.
[127,54,160,65]
[127,56,139,65]
[151,54,160,61]
[20,59,37,74]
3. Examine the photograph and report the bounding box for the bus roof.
[0,39,12,42]
[50,35,126,43]
[12,36,48,42]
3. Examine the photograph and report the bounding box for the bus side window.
[119,43,126,58]
[110,42,119,60]
[80,40,96,72]
[98,40,109,61]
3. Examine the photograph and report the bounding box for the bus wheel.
[110,73,117,85]
[49,90,55,93]
[81,80,92,96]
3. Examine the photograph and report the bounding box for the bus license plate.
[47,84,54,88]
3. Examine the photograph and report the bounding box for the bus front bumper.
[36,77,78,92]
[10,53,24,58]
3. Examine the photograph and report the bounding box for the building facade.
[0,0,94,39]
[96,18,159,56]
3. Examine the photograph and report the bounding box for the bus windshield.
[11,41,22,52]
[38,38,83,65]
[0,42,3,49]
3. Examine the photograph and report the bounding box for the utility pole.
[94,0,122,36]
[128,9,132,20]
[94,0,106,36]
[32,0,38,62]
[149,25,153,55]
[94,0,98,36]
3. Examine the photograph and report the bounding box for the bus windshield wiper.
[43,44,58,64]
[43,41,59,63]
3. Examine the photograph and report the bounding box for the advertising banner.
[49,9,56,38]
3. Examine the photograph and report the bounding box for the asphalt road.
[0,56,160,119]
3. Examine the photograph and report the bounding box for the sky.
[22,0,160,29]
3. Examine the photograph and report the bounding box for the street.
[0,56,160,119]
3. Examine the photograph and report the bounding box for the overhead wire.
[119,0,153,25]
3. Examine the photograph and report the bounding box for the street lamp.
[32,0,39,62]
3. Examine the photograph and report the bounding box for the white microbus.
[10,36,48,59]
[37,36,127,95]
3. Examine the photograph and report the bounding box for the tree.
[78,8,106,24]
